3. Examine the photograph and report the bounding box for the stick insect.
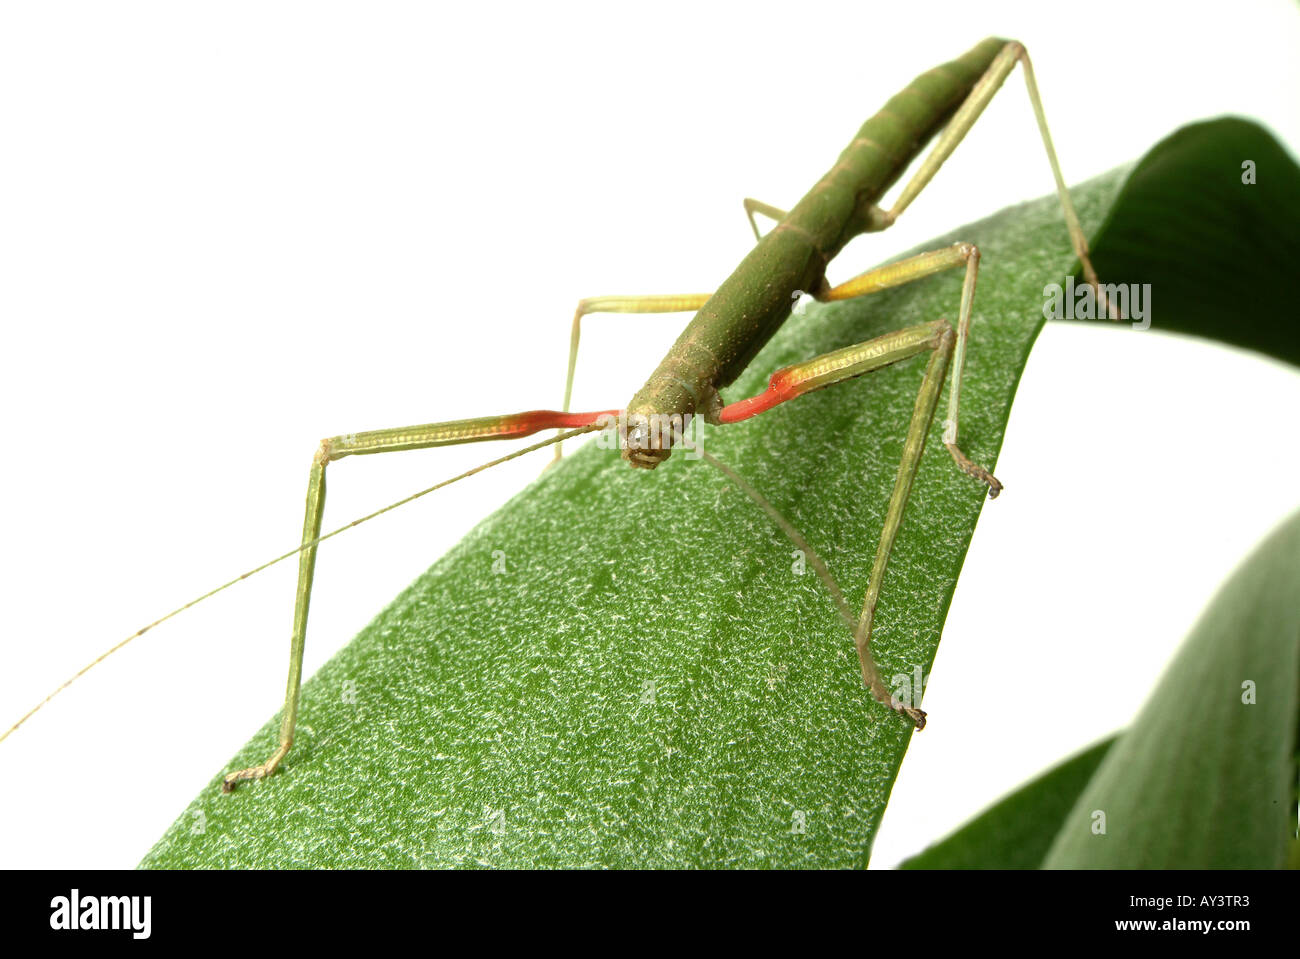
[2,37,1108,792]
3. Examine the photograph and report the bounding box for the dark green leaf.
[1077,117,1300,367]
[1042,510,1300,869]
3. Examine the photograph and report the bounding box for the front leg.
[221,408,613,791]
[717,318,962,726]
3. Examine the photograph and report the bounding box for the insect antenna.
[0,423,603,746]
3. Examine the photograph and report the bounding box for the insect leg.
[824,243,999,494]
[878,41,1111,316]
[221,408,614,792]
[556,294,714,462]
[717,230,1025,723]
[726,244,1000,493]
[719,318,957,725]
[741,198,789,242]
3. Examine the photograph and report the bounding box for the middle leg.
[719,318,961,725]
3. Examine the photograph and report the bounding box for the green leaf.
[899,737,1116,870]
[140,120,1296,868]
[1077,117,1300,367]
[903,504,1300,870]
[1041,509,1300,869]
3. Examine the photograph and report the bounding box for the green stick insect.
[2,37,1110,791]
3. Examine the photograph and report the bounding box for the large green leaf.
[1041,509,1300,869]
[899,737,1116,870]
[141,120,1296,868]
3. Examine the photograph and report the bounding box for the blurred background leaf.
[899,737,1116,869]
[1076,117,1300,367]
[1041,508,1300,869]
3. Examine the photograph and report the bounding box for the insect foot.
[222,743,290,792]
[222,764,272,793]
[898,704,927,730]
[944,439,1003,499]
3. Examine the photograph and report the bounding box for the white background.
[1,1,1298,869]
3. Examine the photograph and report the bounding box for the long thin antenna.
[699,449,921,726]
[0,423,602,746]
[698,450,857,633]
[699,450,924,729]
